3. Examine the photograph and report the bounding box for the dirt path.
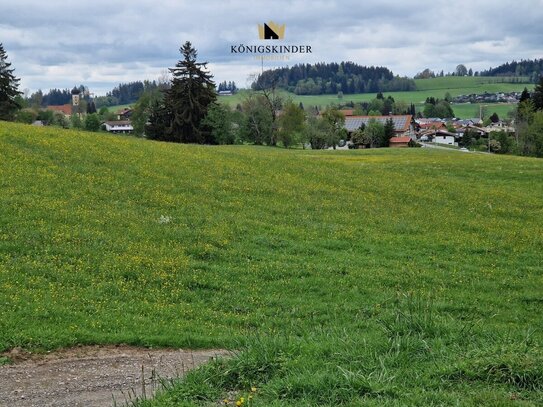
[0,345,229,407]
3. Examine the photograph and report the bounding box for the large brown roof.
[46,104,72,115]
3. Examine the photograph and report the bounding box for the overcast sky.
[2,0,542,95]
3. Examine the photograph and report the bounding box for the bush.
[15,109,38,124]
[84,113,101,132]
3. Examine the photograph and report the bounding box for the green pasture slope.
[219,76,530,119]
[101,103,134,113]
[1,122,542,406]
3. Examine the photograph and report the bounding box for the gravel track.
[0,345,229,407]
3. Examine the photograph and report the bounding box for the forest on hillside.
[479,58,542,82]
[252,62,416,95]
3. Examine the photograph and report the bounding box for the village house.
[116,108,133,121]
[432,129,459,146]
[103,120,134,134]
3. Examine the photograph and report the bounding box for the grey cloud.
[1,0,542,94]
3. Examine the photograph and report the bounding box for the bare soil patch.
[0,345,229,407]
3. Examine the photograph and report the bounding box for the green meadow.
[218,76,530,119]
[1,122,542,406]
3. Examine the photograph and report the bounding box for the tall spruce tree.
[164,41,216,143]
[0,43,21,120]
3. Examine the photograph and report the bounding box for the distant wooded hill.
[480,58,542,82]
[252,62,416,95]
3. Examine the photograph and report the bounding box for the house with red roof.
[46,104,72,116]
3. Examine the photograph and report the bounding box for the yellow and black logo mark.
[258,21,285,40]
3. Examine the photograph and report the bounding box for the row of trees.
[479,59,543,82]
[416,60,542,83]
[415,65,475,79]
[217,81,238,93]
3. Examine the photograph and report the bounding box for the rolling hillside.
[219,76,531,119]
[1,122,542,406]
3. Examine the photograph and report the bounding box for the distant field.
[451,103,517,120]
[219,76,532,119]
[1,122,542,406]
[413,76,530,91]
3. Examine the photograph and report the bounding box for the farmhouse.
[103,120,134,134]
[344,115,414,138]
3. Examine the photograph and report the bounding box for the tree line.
[217,81,238,93]
[479,59,543,82]
[252,62,416,95]
[416,59,542,83]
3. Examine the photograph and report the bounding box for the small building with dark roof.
[389,136,411,148]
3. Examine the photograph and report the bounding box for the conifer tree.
[532,77,543,111]
[520,87,531,103]
[0,43,21,120]
[164,41,216,143]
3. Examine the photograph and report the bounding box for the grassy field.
[1,122,543,405]
[451,103,517,120]
[219,76,531,119]
[101,103,134,113]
